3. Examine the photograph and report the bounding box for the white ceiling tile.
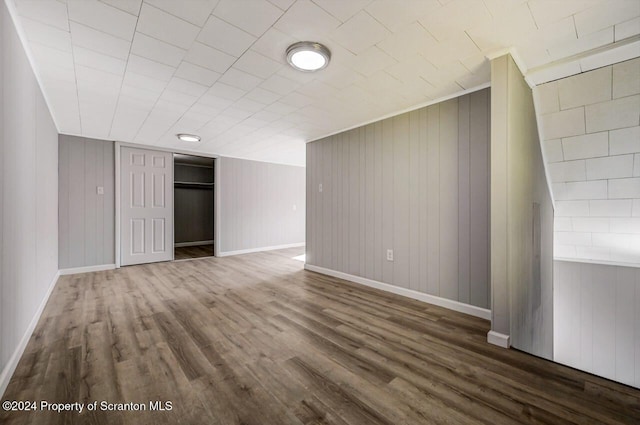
[199,93,235,109]
[466,3,537,51]
[175,62,221,86]
[574,0,640,37]
[418,0,491,42]
[127,55,175,81]
[29,42,75,72]
[528,0,605,28]
[312,0,372,22]
[119,84,161,105]
[316,63,364,89]
[165,77,208,97]
[232,98,266,113]
[144,0,219,26]
[267,0,295,11]
[69,21,131,60]
[206,82,247,101]
[136,3,200,49]
[366,0,440,32]
[251,109,282,122]
[330,10,390,54]
[274,0,341,39]
[346,46,397,77]
[99,0,142,16]
[219,68,263,91]
[189,102,224,117]
[21,18,72,52]
[260,73,300,95]
[250,27,296,62]
[245,87,282,105]
[615,16,640,41]
[376,22,438,61]
[481,0,527,18]
[385,54,437,82]
[67,0,137,41]
[184,42,236,74]
[131,32,187,67]
[74,46,127,75]
[76,65,123,92]
[16,0,69,31]
[213,0,283,37]
[425,33,480,68]
[233,51,283,79]
[198,15,257,57]
[265,101,299,115]
[548,27,614,61]
[123,71,169,94]
[279,91,314,108]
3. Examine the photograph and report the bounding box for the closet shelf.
[174,181,214,189]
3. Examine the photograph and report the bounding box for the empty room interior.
[1,0,640,423]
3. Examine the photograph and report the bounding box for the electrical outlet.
[386,249,394,261]
[97,186,104,195]
[319,183,323,193]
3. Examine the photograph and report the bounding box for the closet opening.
[173,154,215,260]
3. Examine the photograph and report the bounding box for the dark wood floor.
[2,247,639,424]
[174,244,214,260]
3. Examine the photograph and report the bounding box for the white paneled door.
[121,147,173,266]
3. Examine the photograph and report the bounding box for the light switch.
[319,183,323,192]
[97,186,104,195]
[292,204,297,211]
[386,249,394,261]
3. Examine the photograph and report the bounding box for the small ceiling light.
[177,133,201,142]
[286,41,331,72]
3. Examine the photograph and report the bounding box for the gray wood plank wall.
[58,135,115,269]
[306,88,491,309]
[218,157,305,253]
[554,260,639,389]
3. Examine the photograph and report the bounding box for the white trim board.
[0,271,60,398]
[59,264,116,276]
[555,257,640,269]
[304,264,492,321]
[487,331,511,348]
[175,240,214,248]
[218,242,305,257]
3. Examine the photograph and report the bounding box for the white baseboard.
[487,330,511,348]
[0,270,60,398]
[304,264,491,320]
[218,242,305,257]
[59,264,116,275]
[175,240,214,248]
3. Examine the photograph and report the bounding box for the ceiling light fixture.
[176,133,201,142]
[286,41,331,72]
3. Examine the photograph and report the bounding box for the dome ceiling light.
[286,41,331,72]
[176,133,201,142]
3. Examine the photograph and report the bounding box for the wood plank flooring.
[1,247,639,425]
[174,244,214,260]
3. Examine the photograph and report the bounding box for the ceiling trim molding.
[306,82,491,144]
[555,257,640,270]
[3,0,63,133]
[525,34,640,86]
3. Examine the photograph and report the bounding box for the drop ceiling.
[10,0,640,166]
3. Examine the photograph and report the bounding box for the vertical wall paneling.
[306,89,491,310]
[58,135,115,269]
[439,99,459,301]
[489,54,554,359]
[458,95,471,304]
[427,105,441,296]
[554,260,639,389]
[218,157,305,254]
[469,90,490,307]
[1,0,59,396]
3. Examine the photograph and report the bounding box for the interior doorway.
[173,154,215,260]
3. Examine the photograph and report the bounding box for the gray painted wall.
[58,135,115,269]
[1,0,58,391]
[554,260,639,389]
[490,54,554,359]
[306,88,491,309]
[218,157,305,253]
